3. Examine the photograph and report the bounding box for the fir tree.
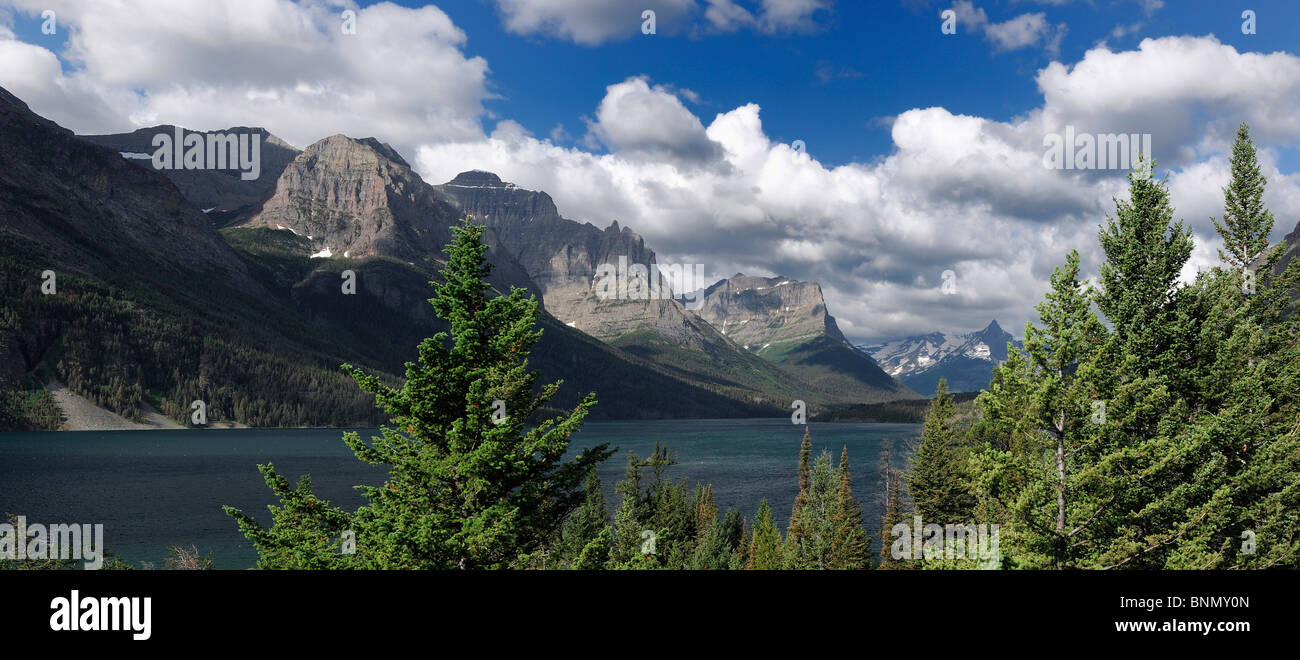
[552,467,610,569]
[786,426,813,546]
[746,500,783,570]
[1213,122,1275,270]
[610,450,652,567]
[968,251,1110,568]
[689,503,739,570]
[695,483,717,546]
[225,218,613,569]
[731,516,751,570]
[784,450,837,569]
[828,446,871,569]
[879,460,908,569]
[906,379,973,525]
[1096,157,1194,376]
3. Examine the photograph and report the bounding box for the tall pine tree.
[828,446,871,569]
[906,379,973,525]
[225,218,613,569]
[746,500,783,570]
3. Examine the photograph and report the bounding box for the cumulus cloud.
[0,0,490,154]
[1033,36,1300,156]
[584,77,724,166]
[952,1,1066,55]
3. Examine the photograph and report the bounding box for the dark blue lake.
[0,419,919,568]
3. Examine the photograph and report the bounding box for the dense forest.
[0,228,389,430]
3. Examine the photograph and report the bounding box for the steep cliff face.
[229,144,795,416]
[243,140,537,298]
[435,171,657,293]
[249,135,450,260]
[433,171,721,350]
[697,275,846,348]
[696,274,914,401]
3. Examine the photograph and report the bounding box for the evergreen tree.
[968,251,1110,568]
[1096,157,1194,377]
[731,516,751,570]
[689,503,741,570]
[906,379,973,524]
[784,450,836,569]
[786,426,813,546]
[746,500,783,570]
[695,483,717,546]
[610,449,653,567]
[552,467,610,569]
[828,446,871,569]
[1213,122,1275,270]
[968,155,1300,569]
[225,218,612,569]
[651,478,696,569]
[879,462,908,569]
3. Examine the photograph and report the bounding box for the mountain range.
[8,83,1293,430]
[0,86,915,430]
[862,320,1022,394]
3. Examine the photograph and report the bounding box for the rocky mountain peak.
[698,274,847,348]
[301,134,410,171]
[446,170,508,188]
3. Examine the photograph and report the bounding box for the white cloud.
[494,0,695,45]
[952,1,1066,55]
[0,0,490,154]
[703,0,755,31]
[1033,36,1300,151]
[584,77,723,166]
[493,0,834,45]
[754,0,831,34]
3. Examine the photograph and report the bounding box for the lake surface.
[0,418,919,568]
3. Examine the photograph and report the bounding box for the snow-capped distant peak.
[862,322,1018,377]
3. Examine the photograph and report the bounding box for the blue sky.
[394,0,1300,169]
[3,1,1300,340]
